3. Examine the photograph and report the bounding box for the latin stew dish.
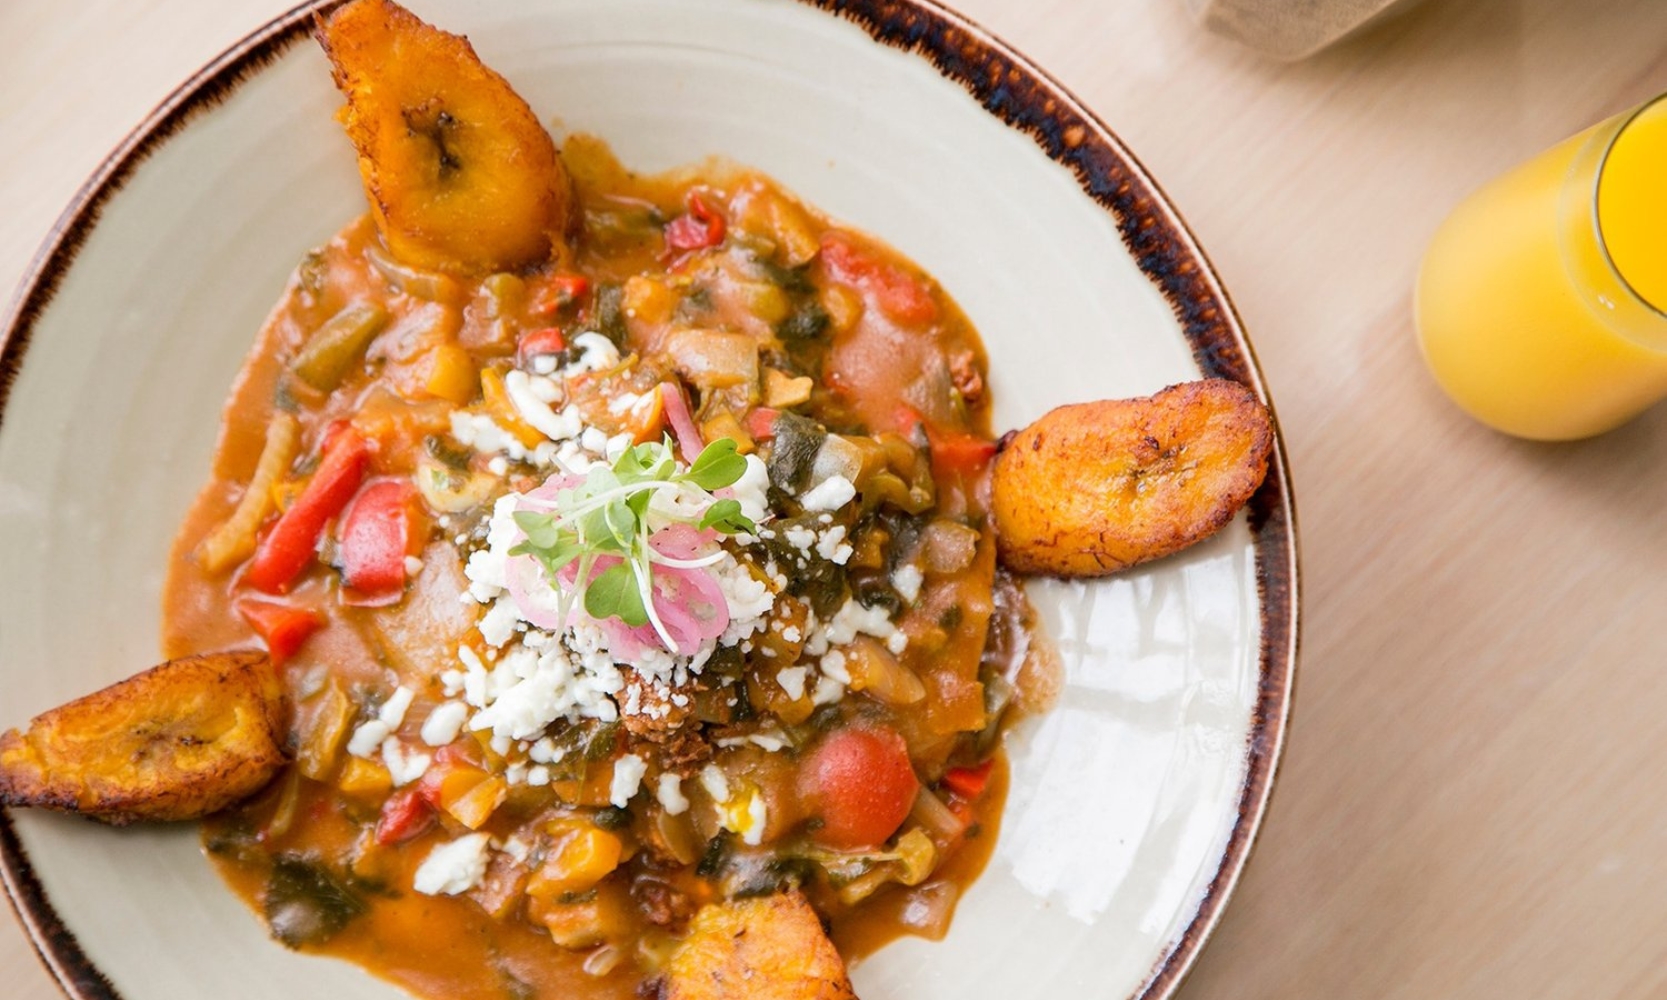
[0,3,1275,999]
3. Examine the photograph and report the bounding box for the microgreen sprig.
[509,438,756,651]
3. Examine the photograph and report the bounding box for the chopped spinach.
[264,855,366,948]
[765,411,826,492]
[776,300,829,342]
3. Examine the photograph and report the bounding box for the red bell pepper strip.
[927,430,998,478]
[744,407,780,442]
[664,191,727,261]
[374,788,436,845]
[517,326,567,367]
[234,599,323,666]
[529,273,590,316]
[339,478,419,598]
[895,404,997,478]
[819,231,939,327]
[940,760,994,802]
[245,427,370,593]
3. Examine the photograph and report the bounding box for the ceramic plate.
[0,1,1297,998]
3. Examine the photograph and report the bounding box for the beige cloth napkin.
[1186,0,1420,58]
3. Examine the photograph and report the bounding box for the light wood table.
[6,1,1667,997]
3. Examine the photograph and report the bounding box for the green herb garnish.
[510,438,756,649]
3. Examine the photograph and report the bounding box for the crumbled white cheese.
[610,754,647,807]
[379,686,415,729]
[729,454,771,525]
[346,719,391,758]
[776,666,808,702]
[819,650,851,685]
[478,597,521,648]
[403,555,424,577]
[657,773,690,815]
[699,764,730,804]
[815,525,853,565]
[811,675,846,706]
[500,835,532,864]
[800,475,856,512]
[450,412,529,461]
[567,332,621,373]
[413,833,491,896]
[421,702,469,746]
[382,740,432,787]
[886,631,909,655]
[783,525,817,552]
[892,564,924,603]
[505,369,583,442]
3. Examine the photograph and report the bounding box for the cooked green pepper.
[292,302,388,391]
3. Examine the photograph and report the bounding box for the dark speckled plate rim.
[0,1,1299,998]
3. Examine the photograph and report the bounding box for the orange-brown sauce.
[166,137,1041,999]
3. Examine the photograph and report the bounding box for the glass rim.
[1590,91,1667,324]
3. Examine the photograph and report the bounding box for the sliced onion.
[600,559,730,658]
[649,522,719,562]
[502,472,586,629]
[898,880,959,940]
[659,381,705,460]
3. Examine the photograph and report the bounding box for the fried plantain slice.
[661,891,858,1000]
[992,378,1274,577]
[316,0,574,275]
[0,650,287,825]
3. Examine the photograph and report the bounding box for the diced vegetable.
[664,328,759,391]
[733,183,820,265]
[374,788,436,845]
[264,855,367,948]
[921,520,981,575]
[529,272,589,315]
[763,368,814,408]
[339,478,421,599]
[294,680,355,781]
[420,343,478,404]
[842,635,925,706]
[292,303,390,391]
[245,426,371,593]
[939,760,993,801]
[622,275,676,326]
[235,598,323,665]
[745,406,780,441]
[516,326,567,365]
[664,191,727,260]
[765,411,826,492]
[197,411,301,574]
[413,457,498,513]
[798,725,919,849]
[818,231,938,327]
[698,410,752,454]
[363,243,468,302]
[526,822,624,898]
[338,757,393,801]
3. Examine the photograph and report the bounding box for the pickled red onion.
[659,382,704,460]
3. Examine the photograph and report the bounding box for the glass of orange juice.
[1416,93,1667,440]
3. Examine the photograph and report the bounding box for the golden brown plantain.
[0,650,287,825]
[316,0,574,275]
[661,891,858,1000]
[992,378,1274,577]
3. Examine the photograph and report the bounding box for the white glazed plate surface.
[0,2,1297,999]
